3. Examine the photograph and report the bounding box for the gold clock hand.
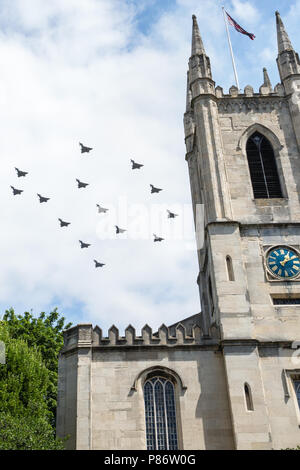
[280,254,291,266]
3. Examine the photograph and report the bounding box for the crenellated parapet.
[62,322,218,351]
[204,67,284,106]
[215,81,285,102]
[215,74,287,114]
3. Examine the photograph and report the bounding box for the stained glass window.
[144,377,178,450]
[246,132,283,199]
[144,381,156,450]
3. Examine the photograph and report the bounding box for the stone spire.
[276,11,293,54]
[184,70,195,153]
[274,11,300,153]
[191,14,205,56]
[259,67,272,94]
[263,68,272,89]
[275,11,300,83]
[188,14,213,96]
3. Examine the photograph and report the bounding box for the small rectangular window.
[272,298,300,305]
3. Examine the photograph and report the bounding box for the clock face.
[267,247,300,279]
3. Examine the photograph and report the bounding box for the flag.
[226,11,255,40]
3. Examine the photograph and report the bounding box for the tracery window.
[246,131,283,199]
[144,376,178,450]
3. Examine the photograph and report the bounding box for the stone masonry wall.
[57,323,235,450]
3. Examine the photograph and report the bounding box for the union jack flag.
[226,11,255,40]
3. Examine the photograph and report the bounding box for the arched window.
[144,376,178,450]
[226,256,234,281]
[244,383,254,411]
[246,131,282,199]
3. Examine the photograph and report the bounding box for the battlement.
[62,322,218,351]
[184,80,288,145]
[214,81,285,99]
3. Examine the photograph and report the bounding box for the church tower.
[184,12,300,449]
[57,11,300,451]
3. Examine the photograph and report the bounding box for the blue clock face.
[267,247,300,279]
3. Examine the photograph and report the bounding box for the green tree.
[0,322,65,449]
[3,308,71,426]
[0,413,65,450]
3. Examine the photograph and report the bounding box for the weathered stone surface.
[183,11,300,451]
[57,14,300,451]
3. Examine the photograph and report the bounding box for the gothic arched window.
[144,376,178,450]
[246,131,283,199]
[244,383,254,411]
[226,256,234,281]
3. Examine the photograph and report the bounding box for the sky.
[1,0,300,335]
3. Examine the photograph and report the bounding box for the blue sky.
[1,0,300,335]
[134,0,176,35]
[133,0,300,91]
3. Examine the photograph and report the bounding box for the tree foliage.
[0,321,65,449]
[0,308,71,449]
[0,412,65,450]
[0,322,49,416]
[3,308,71,424]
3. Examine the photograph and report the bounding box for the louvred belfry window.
[246,132,283,198]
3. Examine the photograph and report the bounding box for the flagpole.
[222,5,240,91]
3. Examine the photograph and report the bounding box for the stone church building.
[56,12,300,450]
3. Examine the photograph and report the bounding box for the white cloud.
[231,0,260,25]
[1,0,300,335]
[0,0,202,333]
